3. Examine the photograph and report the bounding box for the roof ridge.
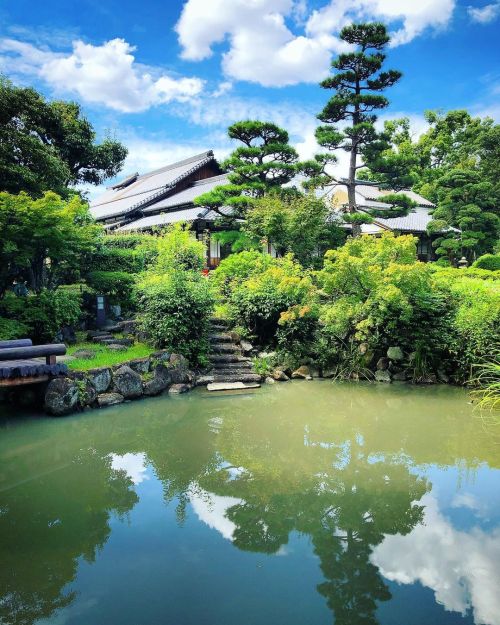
[136,150,214,179]
[191,173,228,186]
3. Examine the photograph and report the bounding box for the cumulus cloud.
[372,493,500,625]
[176,0,456,86]
[468,2,500,23]
[0,37,204,112]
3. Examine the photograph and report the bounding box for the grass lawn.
[67,342,153,371]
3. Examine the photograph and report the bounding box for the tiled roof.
[90,151,216,220]
[373,207,434,232]
[355,184,435,208]
[117,207,205,231]
[142,174,229,214]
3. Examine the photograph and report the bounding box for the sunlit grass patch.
[67,342,152,371]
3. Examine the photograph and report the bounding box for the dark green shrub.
[137,272,214,365]
[0,288,82,343]
[0,317,29,340]
[86,271,136,310]
[473,253,500,272]
[87,247,143,274]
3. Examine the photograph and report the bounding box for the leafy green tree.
[428,169,499,262]
[0,191,102,294]
[302,23,404,235]
[0,78,127,196]
[244,193,345,266]
[195,120,299,219]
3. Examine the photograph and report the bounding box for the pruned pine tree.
[302,23,405,236]
[194,121,299,220]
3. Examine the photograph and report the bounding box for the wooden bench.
[0,340,68,387]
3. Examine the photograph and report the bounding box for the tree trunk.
[347,149,361,238]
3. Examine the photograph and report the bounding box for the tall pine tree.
[303,23,404,236]
[195,120,299,220]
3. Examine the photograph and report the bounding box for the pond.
[1,382,500,625]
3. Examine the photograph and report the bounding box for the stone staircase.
[202,319,262,388]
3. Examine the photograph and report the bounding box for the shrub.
[473,253,500,272]
[0,317,28,340]
[211,251,275,300]
[0,288,82,343]
[155,223,206,273]
[86,271,136,310]
[228,255,313,344]
[136,272,214,365]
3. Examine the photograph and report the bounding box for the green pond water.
[1,382,500,625]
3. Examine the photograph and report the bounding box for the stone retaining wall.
[44,351,196,416]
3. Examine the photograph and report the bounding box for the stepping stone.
[209,334,233,343]
[210,344,241,354]
[207,382,261,392]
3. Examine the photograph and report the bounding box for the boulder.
[168,383,190,394]
[392,371,407,381]
[72,349,96,360]
[240,340,253,354]
[79,379,98,407]
[321,369,336,379]
[375,370,392,383]
[415,374,437,385]
[107,344,128,352]
[113,365,143,399]
[151,350,171,363]
[230,331,241,342]
[44,378,79,416]
[437,369,449,384]
[128,357,151,374]
[97,392,124,407]
[169,353,190,383]
[291,365,311,379]
[358,342,369,355]
[387,346,404,361]
[87,367,112,393]
[376,357,390,371]
[265,376,276,384]
[143,364,172,396]
[195,375,215,387]
[272,369,289,382]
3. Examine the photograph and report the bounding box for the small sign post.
[96,295,106,328]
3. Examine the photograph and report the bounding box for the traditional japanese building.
[328,183,450,261]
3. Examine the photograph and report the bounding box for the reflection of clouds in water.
[110,452,149,485]
[372,493,500,625]
[190,489,243,541]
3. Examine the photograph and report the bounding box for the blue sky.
[1,0,499,193]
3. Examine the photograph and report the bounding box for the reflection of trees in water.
[196,422,429,625]
[2,385,495,625]
[0,451,138,625]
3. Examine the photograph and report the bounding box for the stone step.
[213,373,262,383]
[210,344,241,354]
[210,363,253,372]
[210,320,229,329]
[92,335,114,342]
[209,354,241,364]
[207,382,261,392]
[209,333,234,343]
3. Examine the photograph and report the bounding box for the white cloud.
[468,2,500,23]
[110,452,150,484]
[372,493,500,625]
[0,37,204,112]
[190,489,243,541]
[176,0,456,86]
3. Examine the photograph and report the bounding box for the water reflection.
[0,383,499,625]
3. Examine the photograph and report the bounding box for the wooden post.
[46,354,57,365]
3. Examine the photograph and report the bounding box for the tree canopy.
[0,78,127,197]
[194,120,300,219]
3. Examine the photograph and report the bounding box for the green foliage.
[195,121,300,220]
[470,353,500,412]
[244,194,346,267]
[86,271,136,310]
[473,253,500,272]
[0,288,82,343]
[136,272,214,365]
[0,317,29,341]
[211,251,276,299]
[0,78,127,197]
[219,254,313,344]
[0,191,102,294]
[154,223,205,272]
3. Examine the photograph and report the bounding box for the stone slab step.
[213,373,262,383]
[211,365,254,375]
[210,317,229,326]
[209,354,241,363]
[210,344,241,354]
[207,382,261,392]
[209,333,234,343]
